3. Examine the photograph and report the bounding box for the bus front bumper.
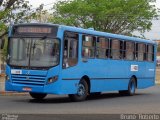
[5,81,62,94]
[5,80,78,95]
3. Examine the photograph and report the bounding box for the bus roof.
[12,23,156,44]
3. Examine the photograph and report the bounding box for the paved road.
[0,85,160,114]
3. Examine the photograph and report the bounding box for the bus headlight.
[48,75,58,84]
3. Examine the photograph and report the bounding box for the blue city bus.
[5,23,157,101]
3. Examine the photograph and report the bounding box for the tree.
[1,37,8,63]
[0,0,16,38]
[0,0,34,64]
[0,0,33,39]
[50,0,158,36]
[30,4,52,23]
[0,1,51,39]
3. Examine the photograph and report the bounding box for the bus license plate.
[23,87,32,91]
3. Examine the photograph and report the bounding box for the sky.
[28,0,61,9]
[27,0,160,40]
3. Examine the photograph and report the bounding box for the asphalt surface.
[0,85,160,115]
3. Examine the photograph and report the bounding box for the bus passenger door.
[61,31,80,93]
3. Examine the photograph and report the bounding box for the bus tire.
[29,92,47,100]
[119,77,136,96]
[69,79,88,102]
[127,77,136,96]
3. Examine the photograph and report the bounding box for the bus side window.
[142,44,146,61]
[63,32,78,68]
[110,39,121,60]
[147,44,154,62]
[96,37,109,59]
[144,44,147,61]
[82,35,96,58]
[124,41,134,60]
[120,41,124,59]
[137,43,145,61]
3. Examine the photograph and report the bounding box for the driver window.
[63,32,78,68]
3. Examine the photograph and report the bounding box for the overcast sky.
[27,0,160,40]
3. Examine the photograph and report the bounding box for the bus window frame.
[138,43,146,61]
[123,41,135,61]
[110,38,124,60]
[96,37,110,59]
[82,34,96,59]
[146,44,154,62]
[135,42,147,62]
[62,31,79,69]
[7,36,61,70]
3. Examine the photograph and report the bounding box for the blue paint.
[5,23,157,96]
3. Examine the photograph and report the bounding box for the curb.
[0,91,28,96]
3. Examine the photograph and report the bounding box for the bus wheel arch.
[69,77,89,102]
[119,76,137,96]
[81,75,91,94]
[131,75,137,88]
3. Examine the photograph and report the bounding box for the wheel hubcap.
[77,83,85,96]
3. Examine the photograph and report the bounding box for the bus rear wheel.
[29,92,47,100]
[119,77,136,96]
[69,79,88,102]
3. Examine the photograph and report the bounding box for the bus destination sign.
[17,27,52,34]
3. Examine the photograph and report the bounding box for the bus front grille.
[11,74,46,86]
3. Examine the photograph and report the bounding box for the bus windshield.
[8,37,60,69]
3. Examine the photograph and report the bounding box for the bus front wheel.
[69,79,88,102]
[29,92,47,100]
[119,77,136,96]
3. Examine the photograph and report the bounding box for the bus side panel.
[44,80,79,94]
[61,59,110,94]
[137,62,155,89]
[137,78,155,89]
[89,60,129,92]
[61,66,82,94]
[80,59,131,92]
[90,79,129,92]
